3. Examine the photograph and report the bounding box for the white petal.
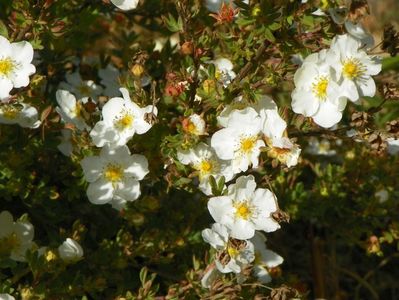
[114,177,141,202]
[87,178,114,204]
[312,100,344,128]
[111,0,139,10]
[80,156,104,182]
[291,88,319,117]
[358,77,376,98]
[125,154,149,180]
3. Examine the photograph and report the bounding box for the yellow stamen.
[114,113,134,131]
[104,164,123,182]
[343,58,365,80]
[240,136,257,154]
[0,58,14,76]
[199,160,212,173]
[78,85,91,96]
[227,246,239,258]
[234,202,252,220]
[2,106,19,119]
[312,76,329,100]
[0,233,20,255]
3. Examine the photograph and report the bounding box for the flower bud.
[130,64,145,77]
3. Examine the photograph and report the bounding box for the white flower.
[57,129,74,156]
[0,36,36,99]
[211,58,236,87]
[387,138,399,155]
[255,95,287,139]
[211,107,265,173]
[177,143,234,195]
[267,137,301,167]
[327,34,381,102]
[251,232,283,283]
[0,211,34,262]
[99,64,121,97]
[56,90,92,131]
[375,189,389,203]
[58,238,83,262]
[0,102,40,128]
[202,223,255,273]
[90,88,157,147]
[306,138,336,156]
[291,50,347,128]
[183,114,206,135]
[59,70,102,99]
[80,144,148,205]
[207,175,280,240]
[111,0,139,10]
[0,294,15,300]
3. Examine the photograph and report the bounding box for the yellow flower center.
[234,202,252,220]
[312,76,329,100]
[240,136,257,154]
[199,160,212,173]
[186,121,197,133]
[0,233,20,256]
[2,106,19,119]
[78,85,91,96]
[114,113,134,131]
[227,246,239,258]
[73,101,83,117]
[0,58,14,76]
[343,58,365,80]
[104,164,124,182]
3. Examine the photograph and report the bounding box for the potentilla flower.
[80,144,148,205]
[90,88,157,147]
[306,137,336,156]
[207,175,280,240]
[291,50,348,128]
[267,137,301,167]
[56,89,92,131]
[211,107,265,173]
[99,64,121,97]
[0,211,34,262]
[250,232,283,283]
[111,0,139,10]
[211,58,236,87]
[0,102,41,128]
[202,223,255,273]
[177,143,234,195]
[254,95,287,140]
[182,114,206,136]
[0,36,36,99]
[327,34,381,102]
[59,70,102,100]
[58,238,83,262]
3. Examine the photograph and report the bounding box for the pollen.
[199,160,212,173]
[114,113,134,131]
[104,164,124,182]
[312,76,329,100]
[343,58,365,80]
[234,202,252,220]
[78,85,91,96]
[186,121,197,133]
[0,57,14,77]
[227,246,239,258]
[239,136,257,154]
[2,106,19,119]
[0,233,20,255]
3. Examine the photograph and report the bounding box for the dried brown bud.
[347,0,370,23]
[382,83,399,100]
[382,25,399,57]
[350,111,370,128]
[267,285,299,300]
[272,209,290,224]
[181,41,194,55]
[386,120,399,135]
[368,132,387,155]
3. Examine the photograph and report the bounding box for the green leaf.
[264,28,276,43]
[0,20,8,38]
